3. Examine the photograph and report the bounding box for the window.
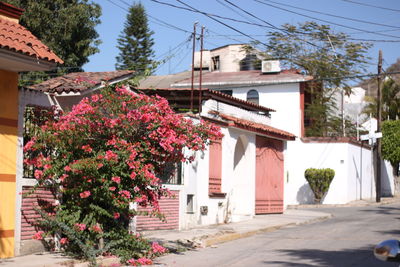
[246,89,259,105]
[158,162,183,185]
[186,194,194,213]
[212,56,220,71]
[220,90,233,96]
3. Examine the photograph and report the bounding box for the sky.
[83,0,400,78]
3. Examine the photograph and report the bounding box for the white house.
[170,44,394,206]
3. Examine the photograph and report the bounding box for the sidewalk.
[144,209,331,251]
[2,196,399,267]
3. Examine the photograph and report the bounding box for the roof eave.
[0,48,58,72]
[172,78,311,88]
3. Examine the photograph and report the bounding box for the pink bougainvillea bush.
[25,85,222,265]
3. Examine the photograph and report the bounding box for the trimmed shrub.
[304,168,335,204]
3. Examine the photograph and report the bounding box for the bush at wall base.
[304,168,335,204]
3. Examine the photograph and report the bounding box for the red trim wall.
[21,186,56,240]
[299,82,305,138]
[136,190,180,231]
[209,139,222,195]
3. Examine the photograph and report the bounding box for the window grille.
[247,89,259,105]
[23,106,53,178]
[158,162,183,185]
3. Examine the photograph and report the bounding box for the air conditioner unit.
[261,60,281,73]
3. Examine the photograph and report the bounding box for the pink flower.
[151,242,167,254]
[24,139,35,151]
[111,176,121,184]
[34,170,43,179]
[91,224,102,233]
[64,165,71,172]
[81,145,93,153]
[118,190,131,199]
[60,174,68,182]
[32,231,44,240]
[97,163,104,169]
[79,191,91,198]
[130,172,137,179]
[91,94,101,102]
[43,164,52,170]
[113,212,120,219]
[126,257,153,266]
[105,150,118,161]
[60,237,68,245]
[136,258,153,265]
[109,186,116,191]
[74,223,86,231]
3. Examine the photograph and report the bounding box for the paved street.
[155,203,400,267]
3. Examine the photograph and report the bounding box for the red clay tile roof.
[137,87,275,113]
[172,70,312,87]
[0,17,63,64]
[27,71,135,94]
[218,113,296,141]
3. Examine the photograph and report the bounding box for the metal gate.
[255,136,284,214]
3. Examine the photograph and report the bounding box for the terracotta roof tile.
[137,87,275,113]
[0,17,63,64]
[26,71,134,94]
[218,113,296,141]
[173,70,312,87]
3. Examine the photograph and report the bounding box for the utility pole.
[198,26,204,114]
[376,50,383,202]
[190,22,197,113]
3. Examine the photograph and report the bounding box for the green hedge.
[304,168,335,204]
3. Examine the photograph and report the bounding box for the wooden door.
[255,136,284,214]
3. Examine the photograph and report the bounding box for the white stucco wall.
[285,140,378,206]
[208,82,301,137]
[178,125,257,229]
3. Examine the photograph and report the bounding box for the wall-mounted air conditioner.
[261,60,281,73]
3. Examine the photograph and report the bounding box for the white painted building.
[172,44,395,206]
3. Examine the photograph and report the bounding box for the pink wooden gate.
[255,136,284,214]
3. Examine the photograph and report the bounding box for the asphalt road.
[155,203,400,267]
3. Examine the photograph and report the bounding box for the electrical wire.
[148,0,277,30]
[254,0,400,39]
[341,0,400,13]
[175,0,274,49]
[264,0,400,29]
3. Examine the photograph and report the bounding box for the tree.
[362,78,400,120]
[381,120,400,178]
[115,2,156,75]
[4,0,101,84]
[24,84,222,265]
[360,58,400,97]
[258,21,372,136]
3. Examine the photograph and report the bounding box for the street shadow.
[296,184,314,204]
[360,206,400,216]
[375,229,400,236]
[263,246,398,267]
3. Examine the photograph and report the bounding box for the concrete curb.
[201,213,333,247]
[287,196,400,209]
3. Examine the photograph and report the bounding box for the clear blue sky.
[83,0,400,77]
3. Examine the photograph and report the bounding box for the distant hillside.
[359,58,400,97]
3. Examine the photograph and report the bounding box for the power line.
[174,0,274,49]
[254,0,400,39]
[148,0,276,30]
[108,0,193,34]
[341,0,400,13]
[265,0,400,29]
